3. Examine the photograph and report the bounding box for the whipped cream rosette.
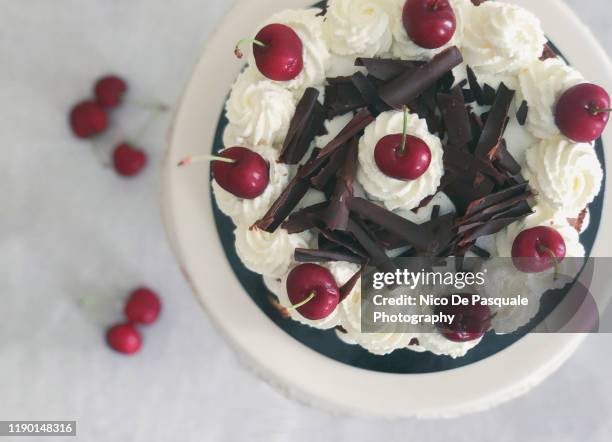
[357,110,444,211]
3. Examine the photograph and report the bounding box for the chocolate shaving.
[463,182,531,218]
[351,71,390,115]
[355,58,423,82]
[474,82,515,160]
[516,100,529,126]
[568,208,588,233]
[482,84,497,106]
[540,43,557,61]
[467,66,485,106]
[348,197,433,252]
[347,216,396,273]
[324,77,366,118]
[470,245,491,259]
[494,139,522,175]
[316,227,368,258]
[310,109,375,171]
[378,46,463,109]
[294,248,363,265]
[339,263,366,302]
[458,206,533,246]
[310,142,350,190]
[279,88,327,164]
[321,137,358,231]
[254,149,323,232]
[282,202,328,234]
[438,85,472,148]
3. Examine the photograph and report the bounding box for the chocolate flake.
[540,43,557,61]
[474,82,515,160]
[339,263,367,302]
[347,216,397,273]
[282,202,328,234]
[351,71,390,115]
[482,84,497,106]
[378,46,463,109]
[321,137,358,231]
[466,66,485,106]
[470,245,491,259]
[516,100,529,126]
[280,88,327,164]
[355,58,423,82]
[254,149,323,233]
[324,77,366,118]
[348,197,433,252]
[438,85,472,148]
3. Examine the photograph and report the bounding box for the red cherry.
[286,264,340,320]
[69,101,108,138]
[512,226,567,273]
[235,23,303,81]
[403,0,457,49]
[106,323,142,355]
[555,83,610,142]
[212,147,269,199]
[113,143,147,177]
[124,288,162,325]
[95,75,128,108]
[375,134,432,180]
[435,294,492,342]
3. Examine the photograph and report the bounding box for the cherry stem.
[399,106,409,155]
[234,38,267,59]
[177,154,236,167]
[590,107,612,115]
[286,292,316,311]
[537,244,560,281]
[126,99,170,113]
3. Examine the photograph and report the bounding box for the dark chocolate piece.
[482,84,497,106]
[324,77,366,118]
[279,88,327,164]
[294,248,363,265]
[438,86,472,148]
[322,137,358,231]
[474,82,515,160]
[348,197,433,252]
[432,205,441,220]
[282,202,328,234]
[316,227,368,258]
[470,245,491,258]
[540,43,557,61]
[467,66,485,106]
[494,139,522,175]
[254,149,323,232]
[339,263,366,302]
[310,109,375,169]
[464,182,530,217]
[355,58,423,82]
[351,71,390,115]
[378,46,463,109]
[516,100,529,126]
[310,142,349,190]
[347,217,397,273]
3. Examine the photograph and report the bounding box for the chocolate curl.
[437,85,472,148]
[315,226,368,258]
[282,202,328,234]
[463,182,531,218]
[474,82,515,160]
[493,139,521,175]
[466,66,485,106]
[254,149,323,233]
[295,248,364,265]
[339,263,367,302]
[378,46,463,109]
[321,137,359,231]
[351,71,390,115]
[347,197,432,252]
[516,100,529,126]
[302,109,375,179]
[457,204,533,246]
[347,216,397,273]
[324,77,366,118]
[355,58,423,82]
[279,88,327,164]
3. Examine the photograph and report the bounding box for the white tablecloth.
[1,0,611,441]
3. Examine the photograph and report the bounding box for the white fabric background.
[1,0,611,441]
